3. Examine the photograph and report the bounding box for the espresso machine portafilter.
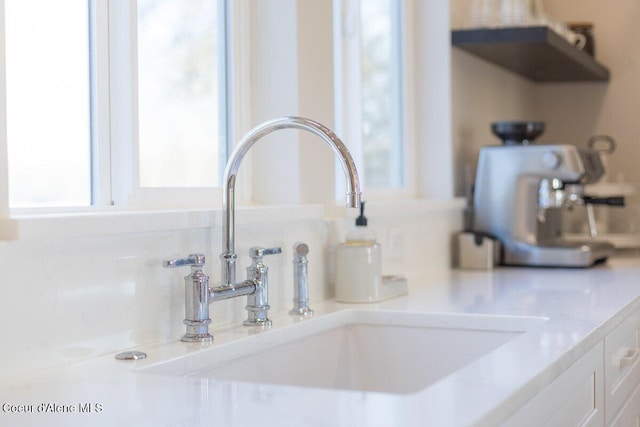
[471,124,623,268]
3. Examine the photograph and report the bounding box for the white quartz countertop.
[3,254,640,426]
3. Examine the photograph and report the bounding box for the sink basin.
[141,309,545,394]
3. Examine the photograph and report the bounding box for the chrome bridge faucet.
[164,116,361,342]
[163,249,280,342]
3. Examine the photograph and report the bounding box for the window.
[334,0,409,195]
[137,0,224,188]
[5,0,91,208]
[2,0,228,209]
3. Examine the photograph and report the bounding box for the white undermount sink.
[141,309,546,395]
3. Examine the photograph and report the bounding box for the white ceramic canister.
[334,241,383,303]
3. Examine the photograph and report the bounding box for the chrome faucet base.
[181,333,214,343]
[289,306,314,317]
[243,318,272,327]
[182,318,213,343]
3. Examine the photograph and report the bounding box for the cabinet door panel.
[605,307,640,425]
[503,342,604,427]
[609,382,640,427]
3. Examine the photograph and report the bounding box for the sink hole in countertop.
[139,309,548,395]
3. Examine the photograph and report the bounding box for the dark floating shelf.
[452,26,610,82]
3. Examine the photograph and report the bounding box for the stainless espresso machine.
[472,122,624,268]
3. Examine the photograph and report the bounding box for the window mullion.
[334,0,366,188]
[89,0,114,206]
[107,0,138,206]
[401,0,417,197]
[390,0,405,188]
[0,0,9,217]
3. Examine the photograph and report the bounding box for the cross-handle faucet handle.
[161,253,212,343]
[162,253,206,268]
[249,247,282,262]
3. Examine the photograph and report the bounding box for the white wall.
[536,0,640,186]
[450,0,640,195]
[450,1,538,196]
[450,48,538,195]
[416,1,456,199]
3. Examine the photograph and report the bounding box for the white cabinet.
[605,307,640,426]
[503,306,640,427]
[503,342,604,427]
[609,382,640,427]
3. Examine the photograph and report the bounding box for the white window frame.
[1,0,236,215]
[0,0,9,218]
[109,0,231,209]
[90,0,113,208]
[0,0,454,239]
[333,0,418,200]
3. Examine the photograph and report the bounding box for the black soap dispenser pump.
[345,201,377,244]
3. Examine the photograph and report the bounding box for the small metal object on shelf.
[115,350,147,361]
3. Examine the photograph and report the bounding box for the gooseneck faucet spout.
[221,116,362,287]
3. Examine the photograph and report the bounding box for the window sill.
[0,198,466,241]
[0,205,326,241]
